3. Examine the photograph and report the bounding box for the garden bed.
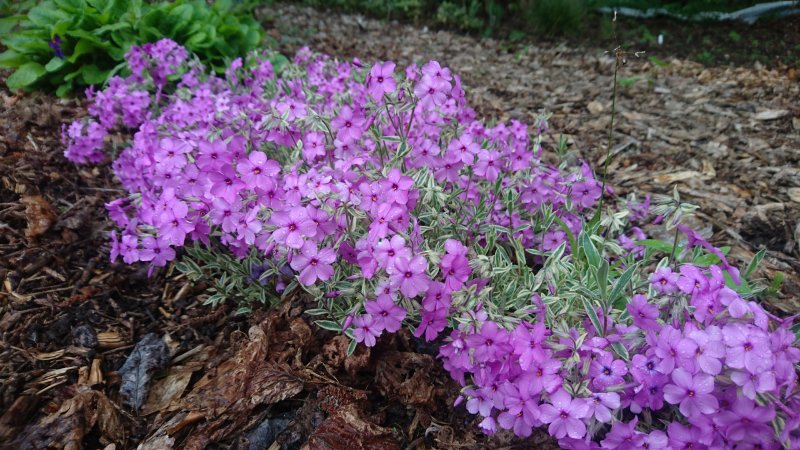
[0,3,799,449]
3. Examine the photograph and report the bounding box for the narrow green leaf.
[579,232,601,268]
[582,298,604,336]
[636,239,674,254]
[744,248,767,280]
[609,263,637,305]
[315,320,342,332]
[596,260,609,301]
[611,342,629,361]
[346,339,357,356]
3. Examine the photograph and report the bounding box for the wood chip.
[754,109,789,120]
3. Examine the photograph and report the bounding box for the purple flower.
[679,328,724,376]
[663,367,718,417]
[650,267,680,295]
[368,203,403,241]
[352,314,381,347]
[571,180,601,209]
[586,392,620,423]
[716,397,775,442]
[730,370,776,400]
[238,151,280,190]
[722,323,773,374]
[511,322,548,370]
[390,255,429,298]
[667,423,708,450]
[497,382,539,437]
[676,265,709,296]
[539,389,590,440]
[270,207,315,249]
[331,106,366,143]
[367,61,396,101]
[48,34,64,59]
[626,294,660,331]
[589,352,628,389]
[600,417,644,449]
[139,236,175,267]
[414,307,448,341]
[374,235,411,270]
[364,294,406,333]
[381,168,414,205]
[289,241,336,285]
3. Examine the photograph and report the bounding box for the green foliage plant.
[0,0,263,95]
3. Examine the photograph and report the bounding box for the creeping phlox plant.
[64,39,800,448]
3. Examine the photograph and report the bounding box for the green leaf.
[315,320,342,332]
[347,338,357,356]
[744,248,767,280]
[596,260,609,301]
[582,298,604,336]
[269,53,289,74]
[611,342,629,361]
[81,63,109,85]
[579,232,601,268]
[635,239,674,254]
[609,263,637,305]
[0,50,26,68]
[27,5,70,28]
[55,82,72,97]
[5,62,47,90]
[45,57,67,72]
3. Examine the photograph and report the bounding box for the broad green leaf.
[45,57,67,72]
[68,39,95,63]
[81,63,109,85]
[55,81,72,97]
[27,5,70,28]
[0,50,26,68]
[635,239,674,254]
[6,62,46,90]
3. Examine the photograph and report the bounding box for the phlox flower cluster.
[64,40,800,447]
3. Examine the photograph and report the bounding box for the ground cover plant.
[61,38,800,448]
[0,0,263,95]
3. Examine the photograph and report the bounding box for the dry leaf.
[20,194,56,240]
[586,100,604,114]
[787,188,800,204]
[142,369,194,416]
[119,333,169,411]
[305,404,399,450]
[374,352,440,409]
[754,109,789,120]
[8,386,126,449]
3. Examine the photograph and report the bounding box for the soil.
[0,3,798,450]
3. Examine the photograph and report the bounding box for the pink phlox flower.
[301,131,326,161]
[680,328,724,375]
[663,367,718,418]
[352,314,381,347]
[465,387,495,417]
[527,356,562,394]
[716,397,776,443]
[448,133,480,165]
[587,392,620,423]
[730,369,776,400]
[589,352,628,390]
[208,164,246,203]
[496,382,540,437]
[677,264,709,296]
[722,323,773,374]
[368,202,403,241]
[238,151,280,190]
[364,294,406,333]
[390,255,429,298]
[466,321,512,362]
[571,179,601,209]
[210,197,243,233]
[289,241,335,286]
[381,168,414,205]
[270,206,315,249]
[650,266,680,295]
[305,205,336,239]
[331,105,366,143]
[539,389,591,440]
[511,322,548,371]
[650,326,682,374]
[367,61,396,101]
[600,417,645,449]
[139,235,175,267]
[415,306,448,341]
[474,150,501,181]
[667,423,709,450]
[196,138,231,171]
[422,281,452,312]
[626,294,660,331]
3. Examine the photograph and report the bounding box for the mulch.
[0,4,798,449]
